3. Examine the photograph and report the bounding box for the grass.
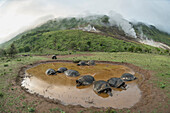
[0,52,169,112]
[10,29,168,55]
[16,50,85,56]
[0,56,48,113]
[49,107,65,113]
[28,107,35,112]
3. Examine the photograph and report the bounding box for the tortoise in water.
[73,60,81,63]
[77,61,87,66]
[52,55,57,59]
[56,67,67,73]
[107,78,127,90]
[121,73,137,81]
[46,69,57,75]
[76,75,95,87]
[87,60,96,66]
[64,70,80,77]
[93,80,112,96]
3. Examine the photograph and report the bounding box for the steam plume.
[108,11,137,38]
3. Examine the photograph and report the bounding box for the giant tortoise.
[64,69,80,77]
[76,75,95,87]
[57,67,68,73]
[121,73,137,81]
[77,61,88,66]
[87,60,96,66]
[93,80,112,96]
[107,78,127,90]
[45,69,57,75]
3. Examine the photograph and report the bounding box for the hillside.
[0,15,170,51]
[0,32,27,49]
[133,23,170,46]
[12,30,166,54]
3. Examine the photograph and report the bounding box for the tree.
[24,46,31,52]
[18,47,24,53]
[7,43,17,57]
[0,49,7,57]
[101,15,109,23]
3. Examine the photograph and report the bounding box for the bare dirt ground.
[15,58,170,113]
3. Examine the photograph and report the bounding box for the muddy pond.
[21,62,143,109]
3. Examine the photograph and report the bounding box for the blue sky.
[0,0,170,44]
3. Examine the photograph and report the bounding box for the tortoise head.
[134,76,137,80]
[101,88,112,96]
[107,90,113,97]
[76,80,82,87]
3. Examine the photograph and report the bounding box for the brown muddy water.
[21,62,143,109]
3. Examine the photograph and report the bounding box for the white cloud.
[0,0,170,44]
[0,0,76,44]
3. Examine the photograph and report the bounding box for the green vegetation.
[0,15,169,113]
[0,30,30,49]
[0,52,169,112]
[1,15,170,51]
[0,16,98,49]
[7,43,17,57]
[4,64,8,67]
[11,30,168,55]
[28,107,35,112]
[0,92,3,98]
[0,43,18,58]
[134,23,170,46]
[49,107,65,113]
[0,56,48,113]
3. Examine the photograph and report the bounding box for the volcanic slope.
[11,29,167,54]
[0,15,170,52]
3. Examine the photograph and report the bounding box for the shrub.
[4,64,8,67]
[24,46,31,52]
[160,83,166,89]
[17,59,22,61]
[28,107,35,112]
[0,92,3,98]
[1,58,5,60]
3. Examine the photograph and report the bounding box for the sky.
[0,0,170,44]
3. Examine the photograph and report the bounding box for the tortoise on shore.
[93,80,112,96]
[121,73,137,81]
[52,55,57,59]
[56,67,68,73]
[87,60,96,66]
[45,69,57,75]
[107,78,127,90]
[77,61,88,66]
[76,75,95,87]
[64,70,80,77]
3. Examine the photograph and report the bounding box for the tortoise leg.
[107,91,113,97]
[76,80,82,87]
[120,86,126,90]
[120,83,127,90]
